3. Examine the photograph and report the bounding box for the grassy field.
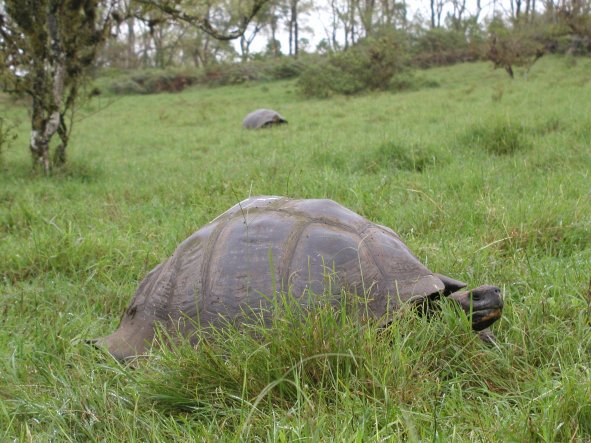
[1,56,590,441]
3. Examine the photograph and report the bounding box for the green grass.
[1,56,591,441]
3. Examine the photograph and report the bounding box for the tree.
[264,0,282,56]
[0,0,120,174]
[138,0,270,41]
[1,0,269,174]
[486,15,545,78]
[554,0,591,37]
[375,0,406,29]
[447,0,467,30]
[239,0,277,61]
[287,0,299,55]
[131,0,249,67]
[284,0,312,57]
[327,0,359,50]
[430,0,446,28]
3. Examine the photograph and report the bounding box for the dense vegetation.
[1,56,590,440]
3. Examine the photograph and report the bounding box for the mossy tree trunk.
[28,9,67,174]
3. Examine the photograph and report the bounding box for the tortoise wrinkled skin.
[95,197,503,361]
[242,109,287,129]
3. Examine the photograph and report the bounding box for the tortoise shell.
[242,109,287,129]
[97,196,465,360]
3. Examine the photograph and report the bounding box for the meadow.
[1,56,590,441]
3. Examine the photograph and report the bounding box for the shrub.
[296,63,331,98]
[202,62,266,85]
[108,78,147,95]
[104,69,198,95]
[298,30,409,98]
[485,17,546,78]
[412,28,479,68]
[200,58,305,86]
[133,71,196,93]
[268,57,306,79]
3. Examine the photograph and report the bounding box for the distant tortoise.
[96,197,503,360]
[243,109,287,129]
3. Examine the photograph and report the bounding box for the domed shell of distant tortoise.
[242,109,287,129]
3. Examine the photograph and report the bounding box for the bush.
[268,57,306,79]
[486,17,546,78]
[297,62,343,98]
[105,69,198,95]
[132,71,196,93]
[102,60,303,95]
[108,78,147,95]
[412,28,480,68]
[202,62,266,85]
[298,30,409,98]
[201,57,306,86]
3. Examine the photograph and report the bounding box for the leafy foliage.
[485,16,547,78]
[412,28,481,68]
[107,70,198,94]
[298,31,409,97]
[101,58,306,94]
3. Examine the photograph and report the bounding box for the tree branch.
[136,0,270,40]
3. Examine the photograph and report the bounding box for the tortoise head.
[448,285,503,331]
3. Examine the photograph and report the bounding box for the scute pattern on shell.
[97,196,447,360]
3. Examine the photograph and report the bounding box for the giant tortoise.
[96,196,503,360]
[242,109,287,129]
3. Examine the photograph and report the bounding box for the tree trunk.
[270,12,278,56]
[289,0,299,57]
[474,0,482,22]
[436,0,444,27]
[430,0,436,28]
[348,0,357,46]
[29,10,66,175]
[240,35,248,62]
[294,10,299,57]
[127,18,136,69]
[29,95,52,174]
[357,0,375,37]
[53,115,69,166]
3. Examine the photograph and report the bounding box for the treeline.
[100,0,591,70]
[99,0,591,97]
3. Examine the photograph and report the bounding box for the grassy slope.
[1,56,590,441]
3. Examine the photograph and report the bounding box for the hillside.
[1,57,590,441]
